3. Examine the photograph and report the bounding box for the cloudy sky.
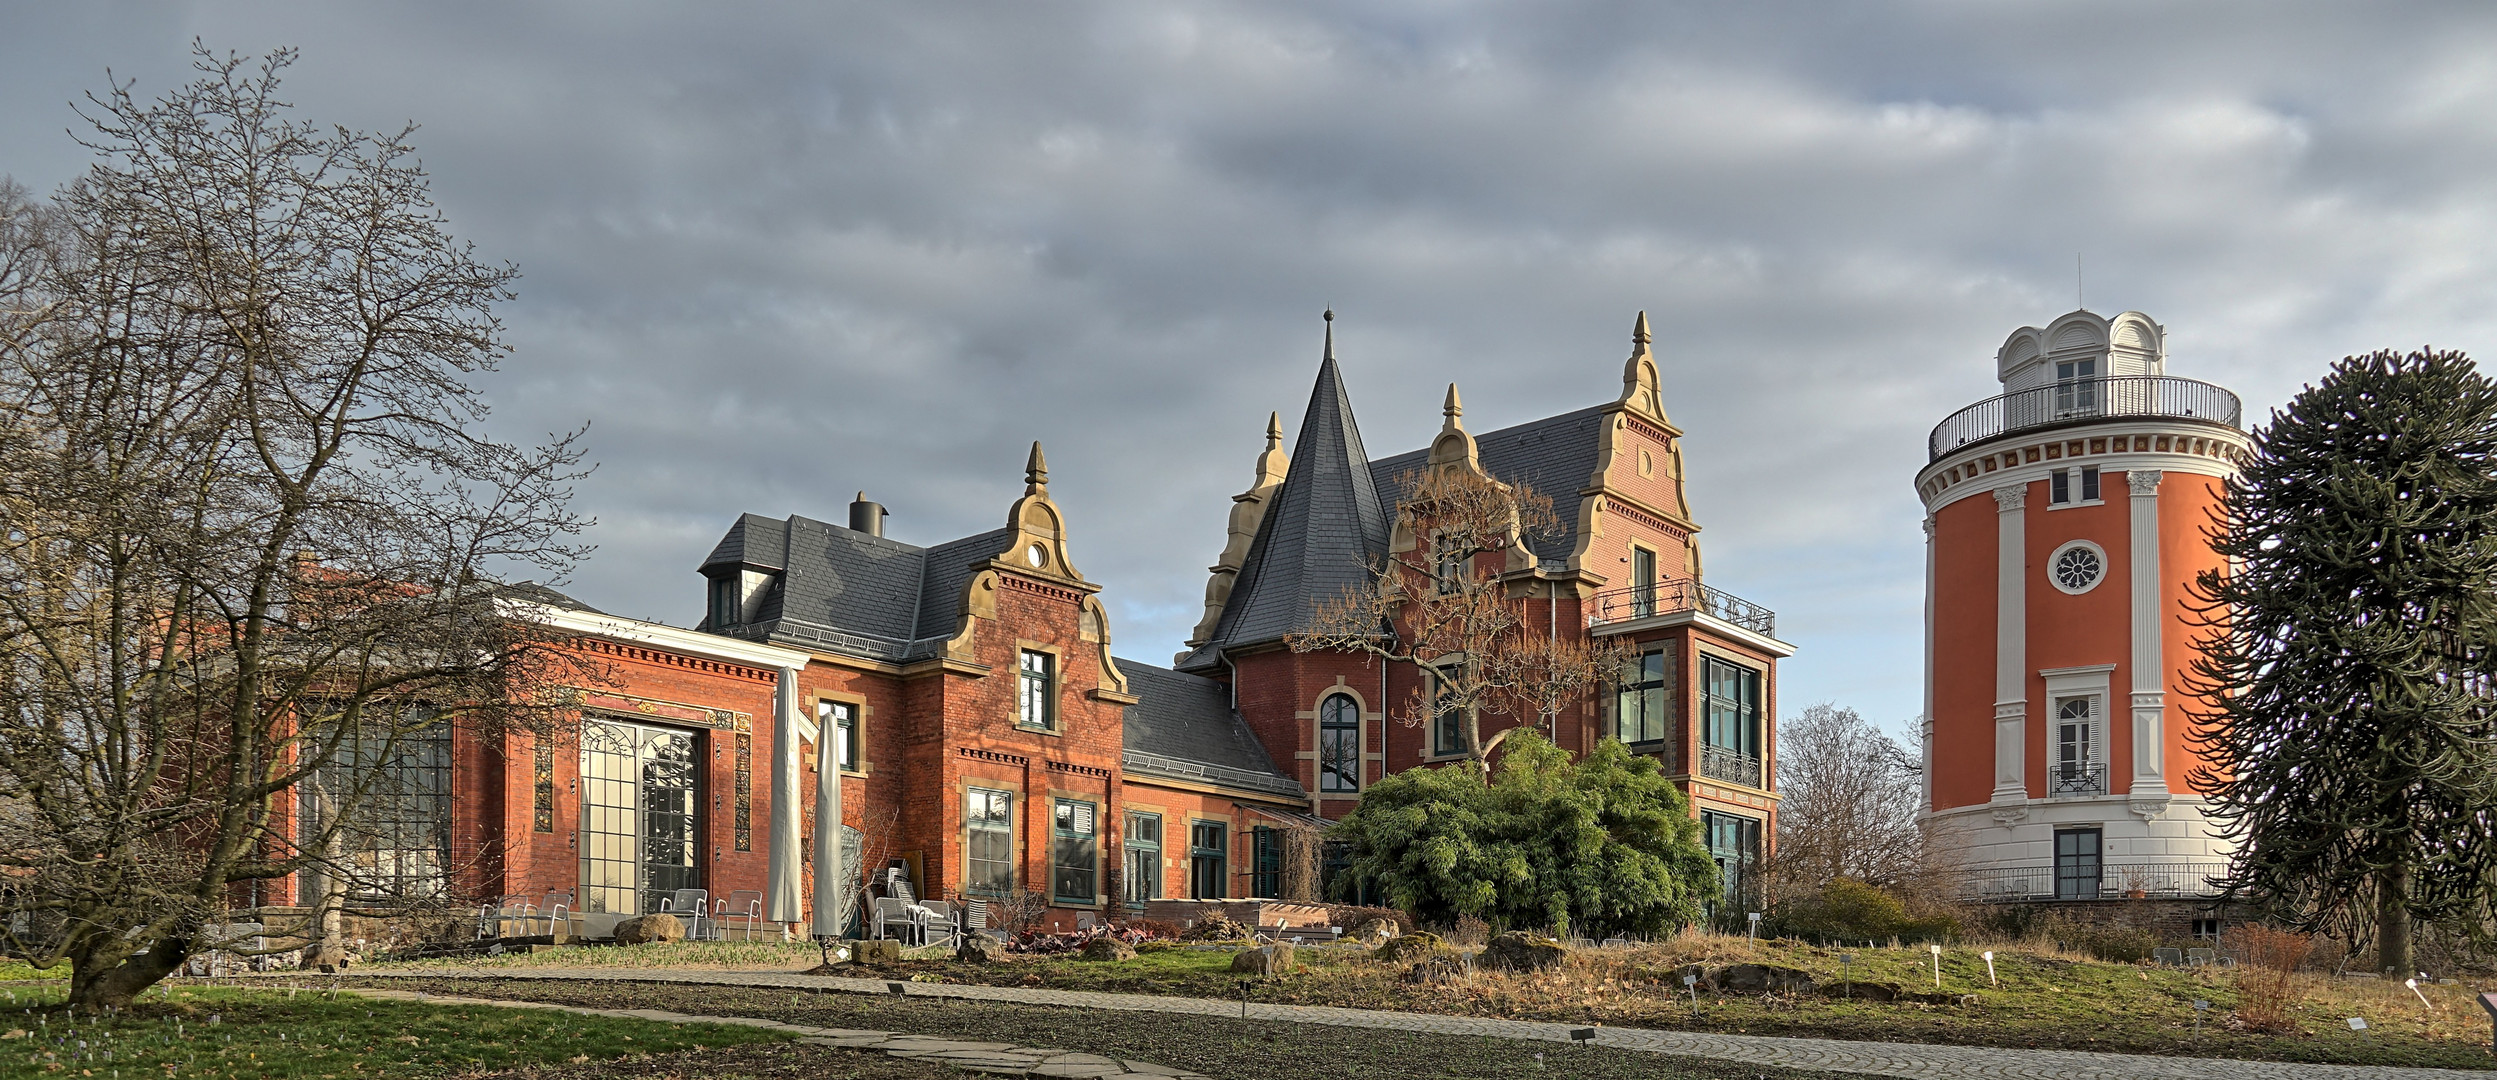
[10,2,2497,733]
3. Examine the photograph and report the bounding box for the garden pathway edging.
[335,968,2494,1080]
[346,986,1211,1079]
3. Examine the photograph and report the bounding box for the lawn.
[357,931,2497,1069]
[0,982,796,1079]
[910,935,2497,1069]
[349,976,1874,1080]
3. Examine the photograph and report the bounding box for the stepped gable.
[696,510,1006,661]
[1369,403,1607,571]
[1177,328,1391,671]
[1118,660,1305,797]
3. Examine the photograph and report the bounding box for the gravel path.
[345,967,2495,1080]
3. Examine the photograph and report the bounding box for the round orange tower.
[1916,311,2245,902]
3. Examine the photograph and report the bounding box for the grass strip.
[0,983,792,1079]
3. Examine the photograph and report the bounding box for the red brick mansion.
[286,315,1791,936]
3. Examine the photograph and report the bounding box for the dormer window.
[707,575,738,628]
[2054,357,2100,416]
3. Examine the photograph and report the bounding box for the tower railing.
[1944,861,2231,902]
[1928,375,2242,461]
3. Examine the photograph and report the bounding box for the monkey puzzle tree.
[2189,348,2497,976]
[0,47,589,1009]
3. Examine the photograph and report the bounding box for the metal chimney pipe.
[848,492,887,537]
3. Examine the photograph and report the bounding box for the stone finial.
[1025,441,1049,495]
[1443,383,1463,423]
[1322,308,1335,360]
[1617,311,1668,423]
[1265,410,1282,451]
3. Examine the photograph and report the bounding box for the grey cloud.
[10,1,2497,731]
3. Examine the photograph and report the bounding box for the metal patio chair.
[478,895,531,940]
[714,889,765,940]
[529,890,574,937]
[870,897,920,944]
[661,888,714,940]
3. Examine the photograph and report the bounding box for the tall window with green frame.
[1251,826,1283,898]
[1318,693,1360,792]
[1018,650,1055,730]
[1122,812,1161,905]
[1428,671,1463,757]
[1700,656,1762,787]
[1051,798,1097,904]
[1614,647,1672,745]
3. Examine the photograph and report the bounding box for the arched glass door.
[579,718,702,915]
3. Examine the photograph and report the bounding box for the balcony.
[2048,762,2106,797]
[1928,375,2242,462]
[1698,743,1762,788]
[1587,580,1777,638]
[1946,861,2230,903]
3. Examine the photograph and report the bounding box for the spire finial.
[1633,310,1652,347]
[1443,382,1463,421]
[1024,440,1048,494]
[1265,410,1282,450]
[1322,307,1335,361]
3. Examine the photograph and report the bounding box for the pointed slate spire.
[1187,311,1391,659]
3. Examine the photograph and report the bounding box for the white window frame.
[2047,539,2109,594]
[2039,664,2113,797]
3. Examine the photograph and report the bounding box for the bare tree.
[1290,462,1628,768]
[1766,703,1927,897]
[0,47,589,1009]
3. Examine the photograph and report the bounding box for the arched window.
[1319,694,1360,792]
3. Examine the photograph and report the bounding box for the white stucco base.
[1927,794,2233,874]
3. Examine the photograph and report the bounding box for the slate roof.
[1369,403,1609,572]
[1118,660,1306,799]
[697,512,998,662]
[1179,352,1615,671]
[1176,347,1391,671]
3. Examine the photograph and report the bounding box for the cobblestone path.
[351,986,1211,1078]
[353,968,2494,1080]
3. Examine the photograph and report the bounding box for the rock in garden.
[1401,954,1471,983]
[956,935,1008,963]
[612,913,684,945]
[1078,937,1137,962]
[1372,930,1448,963]
[1228,942,1296,977]
[1348,918,1398,947]
[1182,915,1254,941]
[1669,964,1717,992]
[1477,931,1567,973]
[851,938,903,965]
[1722,963,1816,993]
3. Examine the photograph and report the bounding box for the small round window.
[2049,540,2106,595]
[1026,543,1048,568]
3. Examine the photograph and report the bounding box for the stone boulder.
[956,935,1009,964]
[1079,937,1137,962]
[1722,963,1817,994]
[1348,918,1399,947]
[851,938,904,965]
[612,913,683,946]
[1372,931,1448,964]
[1401,954,1472,984]
[1228,942,1297,977]
[1668,964,1717,993]
[1477,931,1567,973]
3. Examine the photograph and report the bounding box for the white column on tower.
[1991,485,2029,805]
[2127,469,2171,803]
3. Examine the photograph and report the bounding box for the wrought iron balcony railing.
[1928,375,2242,461]
[1699,744,1763,788]
[1587,580,1777,638]
[2048,762,2106,797]
[1945,861,2230,902]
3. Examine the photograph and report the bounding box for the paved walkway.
[348,968,2494,1080]
[351,986,1211,1079]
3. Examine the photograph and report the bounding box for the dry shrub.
[2227,924,2313,1033]
[1328,905,1416,933]
[1447,914,1492,947]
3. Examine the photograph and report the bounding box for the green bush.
[1327,732,1717,939]
[1766,879,1958,944]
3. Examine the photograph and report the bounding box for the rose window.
[2053,544,2104,592]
